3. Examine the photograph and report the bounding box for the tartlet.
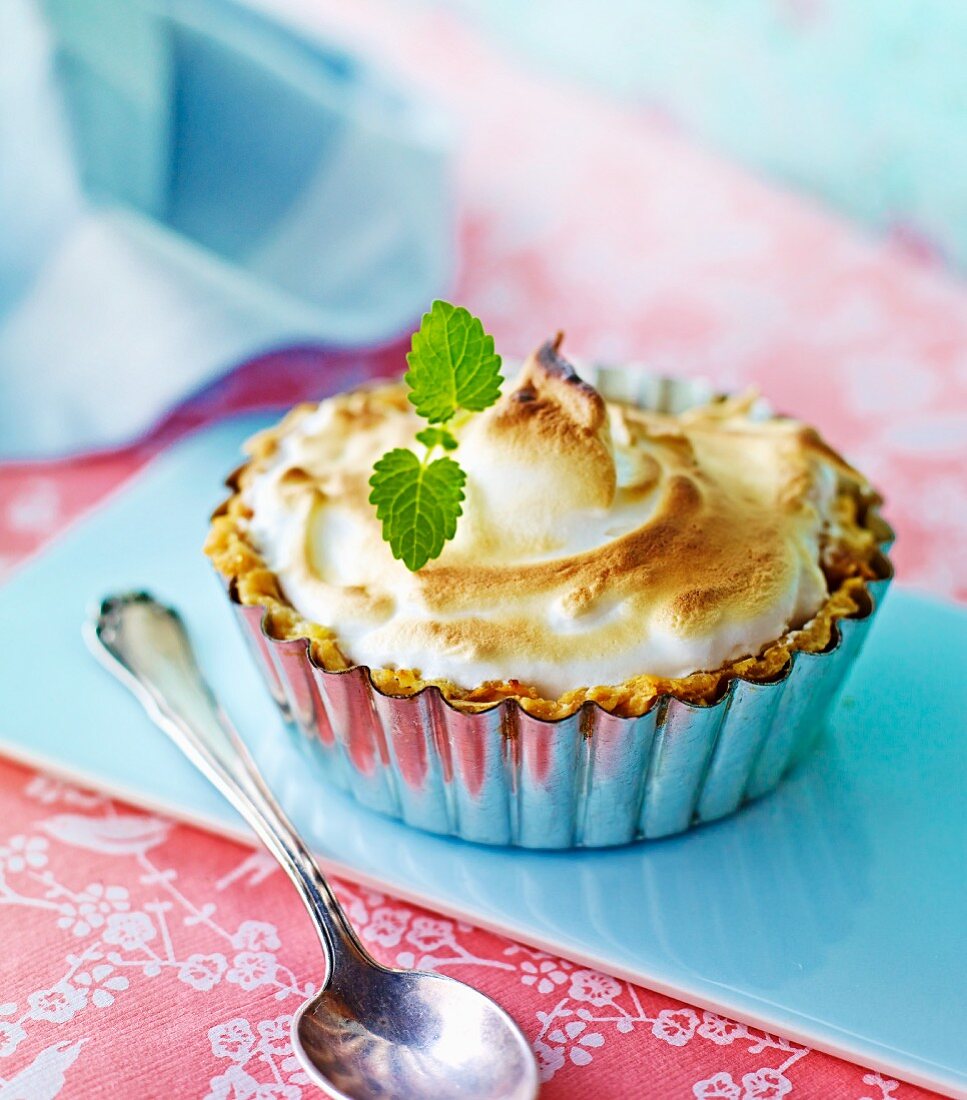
[206,342,892,847]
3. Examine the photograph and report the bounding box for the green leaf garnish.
[369,448,466,572]
[369,300,502,570]
[405,300,502,423]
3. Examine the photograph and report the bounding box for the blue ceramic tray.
[1,415,964,1097]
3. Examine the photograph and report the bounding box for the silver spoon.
[87,592,539,1100]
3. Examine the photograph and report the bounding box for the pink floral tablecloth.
[0,758,947,1100]
[1,0,965,1096]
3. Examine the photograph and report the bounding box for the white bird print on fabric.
[0,1039,87,1099]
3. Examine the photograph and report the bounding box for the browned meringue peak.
[241,342,871,697]
[449,335,617,559]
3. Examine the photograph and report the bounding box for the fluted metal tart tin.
[221,369,893,849]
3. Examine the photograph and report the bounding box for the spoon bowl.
[294,965,538,1100]
[87,592,538,1100]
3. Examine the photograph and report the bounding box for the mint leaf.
[415,426,458,451]
[369,448,466,571]
[405,300,502,423]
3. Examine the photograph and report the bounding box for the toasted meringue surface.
[230,343,874,698]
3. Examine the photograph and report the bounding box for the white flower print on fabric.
[698,1012,749,1045]
[532,1039,566,1082]
[405,917,454,952]
[226,951,277,991]
[362,906,410,948]
[204,1014,310,1097]
[519,959,569,995]
[568,969,622,1007]
[694,1071,742,1099]
[27,981,87,1023]
[73,962,129,1008]
[55,883,129,936]
[102,910,156,951]
[209,1018,257,1062]
[545,1019,605,1067]
[0,835,48,873]
[740,1067,793,1099]
[55,904,92,938]
[231,920,281,952]
[652,1007,700,1046]
[179,954,228,992]
[257,1016,293,1058]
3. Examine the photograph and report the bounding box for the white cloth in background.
[0,0,453,458]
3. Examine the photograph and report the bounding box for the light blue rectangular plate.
[1,416,964,1097]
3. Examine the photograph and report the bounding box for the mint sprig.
[369,300,502,571]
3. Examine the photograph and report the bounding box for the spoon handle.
[86,591,370,980]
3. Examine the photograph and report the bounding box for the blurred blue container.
[0,0,453,456]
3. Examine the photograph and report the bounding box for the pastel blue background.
[0,416,964,1096]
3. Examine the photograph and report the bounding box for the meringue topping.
[239,342,869,698]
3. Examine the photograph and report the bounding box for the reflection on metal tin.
[222,370,894,849]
